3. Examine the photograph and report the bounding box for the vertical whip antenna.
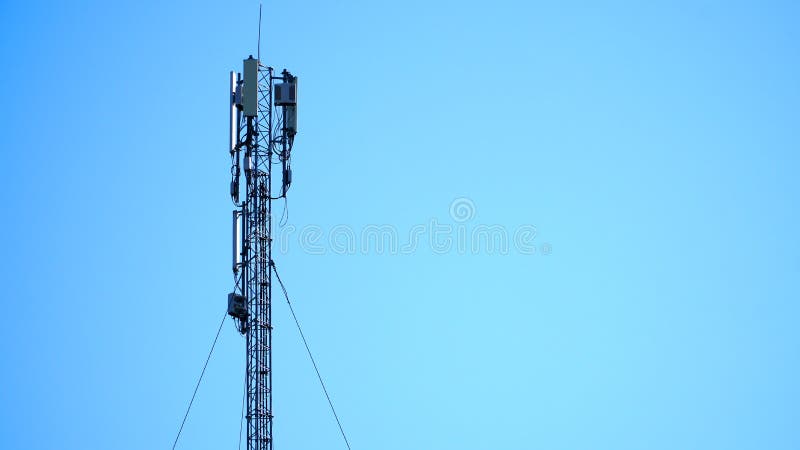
[257,3,262,61]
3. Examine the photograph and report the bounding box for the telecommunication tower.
[227,53,298,450]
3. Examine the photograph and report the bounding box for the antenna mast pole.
[228,32,297,450]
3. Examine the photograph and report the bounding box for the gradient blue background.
[1,1,798,449]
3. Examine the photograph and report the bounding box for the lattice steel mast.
[228,54,297,450]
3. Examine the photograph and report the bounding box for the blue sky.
[0,1,798,449]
